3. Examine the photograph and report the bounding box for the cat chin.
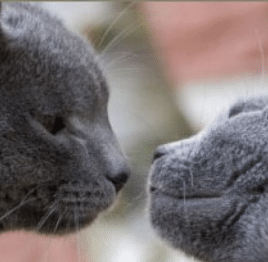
[0,185,116,235]
[0,172,118,235]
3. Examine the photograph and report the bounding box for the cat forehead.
[1,3,108,112]
[2,3,97,68]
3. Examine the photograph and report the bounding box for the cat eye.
[43,116,65,135]
[30,111,66,135]
[252,184,266,195]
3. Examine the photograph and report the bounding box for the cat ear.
[260,106,268,121]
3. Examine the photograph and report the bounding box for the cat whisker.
[100,22,141,58]
[0,198,35,223]
[74,202,83,262]
[104,51,138,70]
[189,169,194,188]
[74,201,80,232]
[0,187,38,222]
[36,201,58,232]
[53,208,67,234]
[184,143,197,190]
[97,2,137,50]
[183,180,188,218]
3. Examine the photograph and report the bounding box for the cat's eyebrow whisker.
[100,22,141,58]
[36,201,58,232]
[97,1,137,50]
[104,51,138,70]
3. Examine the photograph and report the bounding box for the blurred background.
[5,2,268,262]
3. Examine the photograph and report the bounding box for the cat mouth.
[149,186,222,201]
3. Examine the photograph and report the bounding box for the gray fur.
[149,96,268,261]
[0,2,129,235]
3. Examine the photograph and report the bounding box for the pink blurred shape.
[0,232,87,262]
[141,2,268,84]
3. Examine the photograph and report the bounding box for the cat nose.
[106,166,130,193]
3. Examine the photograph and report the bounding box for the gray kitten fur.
[0,2,129,235]
[149,96,268,261]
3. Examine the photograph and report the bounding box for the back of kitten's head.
[0,2,129,235]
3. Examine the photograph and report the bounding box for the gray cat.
[0,2,129,235]
[149,96,268,262]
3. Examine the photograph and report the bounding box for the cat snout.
[106,165,130,192]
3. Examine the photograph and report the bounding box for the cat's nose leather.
[106,167,130,192]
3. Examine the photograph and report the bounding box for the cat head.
[149,96,268,262]
[0,3,129,235]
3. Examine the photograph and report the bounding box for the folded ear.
[228,96,268,119]
[262,105,268,118]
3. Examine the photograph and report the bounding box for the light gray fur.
[149,96,268,261]
[0,2,129,235]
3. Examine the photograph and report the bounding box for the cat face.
[0,3,129,235]
[149,97,268,262]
